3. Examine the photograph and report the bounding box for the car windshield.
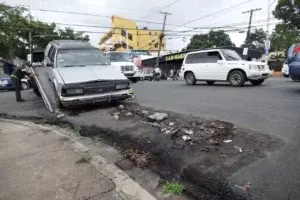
[56,49,109,67]
[221,49,242,61]
[106,52,133,62]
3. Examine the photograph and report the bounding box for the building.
[99,15,166,53]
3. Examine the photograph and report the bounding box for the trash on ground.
[182,135,192,141]
[209,139,220,145]
[141,110,149,115]
[123,149,151,168]
[234,182,251,191]
[183,129,194,135]
[223,140,233,143]
[234,146,243,153]
[148,112,168,121]
[55,111,65,119]
[125,112,133,116]
[118,104,124,110]
[169,122,175,126]
[114,114,119,120]
[170,128,180,138]
[140,120,163,128]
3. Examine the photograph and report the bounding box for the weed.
[75,155,91,164]
[163,181,185,195]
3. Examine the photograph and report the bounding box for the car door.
[184,52,208,80]
[204,51,225,80]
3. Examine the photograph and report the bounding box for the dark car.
[0,74,30,91]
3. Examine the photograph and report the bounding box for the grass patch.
[163,181,185,195]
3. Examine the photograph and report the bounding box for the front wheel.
[52,84,64,109]
[185,72,196,85]
[228,70,246,87]
[21,82,29,90]
[206,81,215,85]
[250,79,265,86]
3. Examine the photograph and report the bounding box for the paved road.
[133,77,300,200]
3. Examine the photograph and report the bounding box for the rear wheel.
[250,79,265,86]
[291,75,300,82]
[228,70,246,87]
[53,84,64,109]
[206,81,215,85]
[185,72,196,85]
[21,82,29,90]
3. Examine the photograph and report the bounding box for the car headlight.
[249,64,258,70]
[116,83,129,90]
[66,88,83,95]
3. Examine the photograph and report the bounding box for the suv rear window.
[56,49,109,67]
[185,51,222,64]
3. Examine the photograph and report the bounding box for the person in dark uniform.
[11,62,35,102]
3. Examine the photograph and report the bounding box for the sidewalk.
[0,119,156,200]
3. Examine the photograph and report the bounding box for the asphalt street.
[133,77,300,200]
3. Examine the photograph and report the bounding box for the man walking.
[11,62,35,102]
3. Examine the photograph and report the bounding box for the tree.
[273,0,300,29]
[186,30,235,50]
[0,3,90,60]
[241,28,266,52]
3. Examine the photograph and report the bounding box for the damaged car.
[44,40,133,108]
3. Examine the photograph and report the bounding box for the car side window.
[206,51,222,63]
[49,47,56,63]
[47,46,54,61]
[185,52,206,64]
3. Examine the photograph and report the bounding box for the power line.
[141,0,181,19]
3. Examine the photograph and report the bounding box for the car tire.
[283,74,289,78]
[52,84,64,109]
[21,82,29,90]
[185,72,196,85]
[250,79,265,86]
[206,81,215,85]
[228,70,246,87]
[291,75,300,82]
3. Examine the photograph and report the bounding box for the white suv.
[180,49,271,86]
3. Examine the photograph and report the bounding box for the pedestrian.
[11,61,35,102]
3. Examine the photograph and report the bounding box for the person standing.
[11,62,35,102]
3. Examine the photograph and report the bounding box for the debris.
[123,149,151,168]
[114,114,119,120]
[161,128,167,133]
[118,104,124,110]
[182,135,191,141]
[234,146,243,153]
[170,128,180,138]
[55,110,65,119]
[199,126,205,131]
[111,112,120,116]
[169,122,175,126]
[234,182,251,191]
[209,139,220,145]
[223,140,233,143]
[141,110,149,115]
[125,112,133,116]
[148,112,168,121]
[183,129,194,135]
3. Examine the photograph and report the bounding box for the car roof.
[51,40,97,50]
[186,49,225,55]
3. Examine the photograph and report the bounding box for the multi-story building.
[99,15,166,53]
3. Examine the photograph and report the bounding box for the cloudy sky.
[7,0,278,51]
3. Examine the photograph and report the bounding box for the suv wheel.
[228,70,246,87]
[250,79,265,86]
[185,72,196,85]
[52,84,64,109]
[206,81,215,85]
[21,82,29,90]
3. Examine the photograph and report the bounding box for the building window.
[121,29,126,37]
[155,43,158,48]
[149,43,151,46]
[128,33,133,41]
[149,32,152,35]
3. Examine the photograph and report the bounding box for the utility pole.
[266,0,271,64]
[156,11,171,68]
[242,8,262,46]
[29,31,32,64]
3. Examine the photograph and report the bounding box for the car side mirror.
[46,63,53,67]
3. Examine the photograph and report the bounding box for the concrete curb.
[0,118,157,200]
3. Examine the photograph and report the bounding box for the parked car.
[287,44,300,82]
[0,74,30,90]
[180,49,271,87]
[43,40,133,108]
[281,59,289,77]
[104,51,140,83]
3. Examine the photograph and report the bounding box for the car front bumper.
[59,89,133,107]
[247,70,272,80]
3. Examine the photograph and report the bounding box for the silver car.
[44,40,133,108]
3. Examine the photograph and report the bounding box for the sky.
[6,0,278,51]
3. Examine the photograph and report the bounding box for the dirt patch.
[123,149,151,168]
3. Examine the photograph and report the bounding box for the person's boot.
[17,98,25,102]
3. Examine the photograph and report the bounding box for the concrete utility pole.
[242,8,262,46]
[29,32,33,64]
[156,11,171,68]
[266,0,271,64]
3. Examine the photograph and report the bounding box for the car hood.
[57,65,128,84]
[110,62,135,67]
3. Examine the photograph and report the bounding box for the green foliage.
[273,0,300,29]
[186,30,235,50]
[163,181,185,195]
[241,28,267,51]
[0,3,90,59]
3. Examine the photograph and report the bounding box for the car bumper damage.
[59,89,133,106]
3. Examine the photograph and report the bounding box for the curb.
[0,118,157,200]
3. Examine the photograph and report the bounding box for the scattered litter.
[55,110,65,119]
[169,122,175,126]
[140,120,163,128]
[141,110,149,115]
[148,112,168,121]
[199,126,205,131]
[183,129,194,135]
[170,128,180,138]
[118,104,124,110]
[114,114,119,120]
[123,149,151,168]
[234,146,243,153]
[161,128,167,133]
[182,135,191,141]
[125,112,133,116]
[209,139,220,145]
[234,182,251,191]
[223,140,233,143]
